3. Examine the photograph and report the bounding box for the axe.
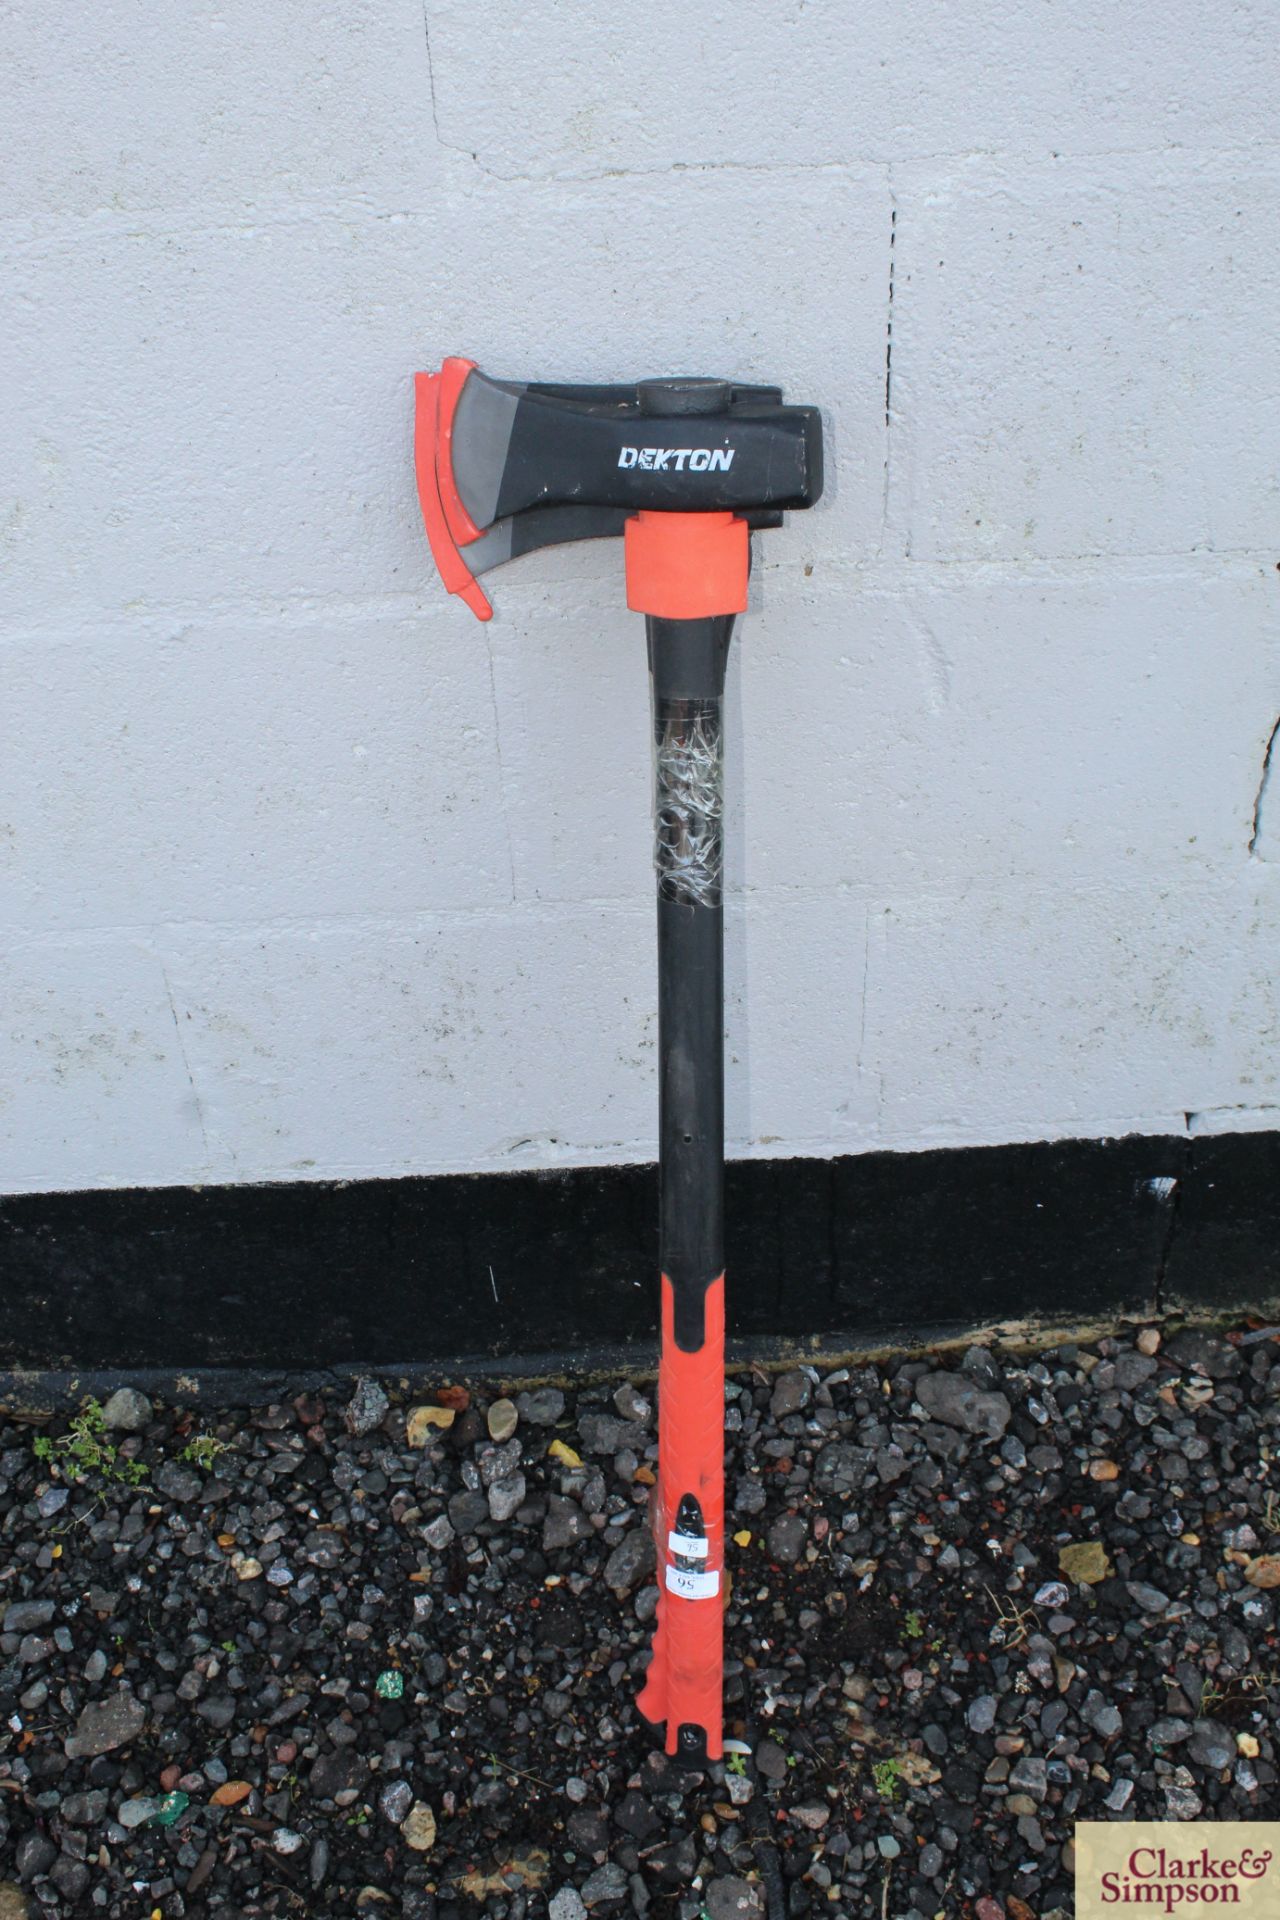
[413,358,823,1762]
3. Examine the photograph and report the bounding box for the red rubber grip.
[635,1272,725,1760]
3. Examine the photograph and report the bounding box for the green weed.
[33,1400,148,1488]
[180,1433,228,1471]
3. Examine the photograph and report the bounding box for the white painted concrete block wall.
[2,2,1277,1193]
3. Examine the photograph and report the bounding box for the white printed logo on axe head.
[618,447,735,472]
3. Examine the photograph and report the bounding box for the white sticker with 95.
[665,1564,720,1600]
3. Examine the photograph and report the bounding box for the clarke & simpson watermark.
[1076,1826,1280,1919]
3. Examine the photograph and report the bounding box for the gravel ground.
[0,1319,1277,1919]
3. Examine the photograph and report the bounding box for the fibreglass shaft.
[635,613,732,1764]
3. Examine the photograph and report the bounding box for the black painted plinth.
[1,1132,1276,1392]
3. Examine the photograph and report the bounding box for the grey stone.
[117,1796,158,1829]
[942,1762,979,1803]
[733,1474,767,1515]
[604,1527,655,1595]
[1187,1720,1234,1770]
[705,1876,765,1919]
[1105,1777,1135,1811]
[516,1388,566,1427]
[581,1862,629,1907]
[790,1802,830,1831]
[422,1514,455,1551]
[99,1387,152,1432]
[967,1694,998,1734]
[309,1838,330,1890]
[195,1694,236,1729]
[343,1378,389,1437]
[924,1422,969,1463]
[1128,1582,1171,1614]
[15,1832,55,1882]
[447,1489,488,1535]
[568,1807,609,1855]
[961,1345,1001,1389]
[1150,1717,1193,1747]
[50,1860,89,1903]
[612,1383,652,1425]
[813,1440,873,1496]
[1034,1582,1070,1609]
[876,1447,911,1484]
[61,1790,109,1825]
[154,1460,202,1503]
[756,1739,788,1781]
[549,1892,589,1920]
[1113,1350,1159,1390]
[919,1843,944,1877]
[767,1512,807,1565]
[1009,1756,1048,1799]
[1083,1690,1123,1738]
[770,1370,811,1418]
[578,1413,647,1455]
[614,1789,660,1840]
[380,1780,413,1824]
[478,1438,522,1487]
[64,1690,146,1758]
[3,1601,54,1634]
[1165,1330,1241,1380]
[1041,1700,1069,1739]
[308,1748,369,1800]
[914,1370,1012,1439]
[543,1494,592,1550]
[487,1472,526,1523]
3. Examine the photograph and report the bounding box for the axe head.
[414,358,824,620]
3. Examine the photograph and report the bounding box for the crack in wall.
[880,194,897,552]
[422,5,498,175]
[1248,714,1279,857]
[161,965,211,1162]
[884,203,896,428]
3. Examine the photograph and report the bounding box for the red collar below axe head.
[413,359,822,621]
